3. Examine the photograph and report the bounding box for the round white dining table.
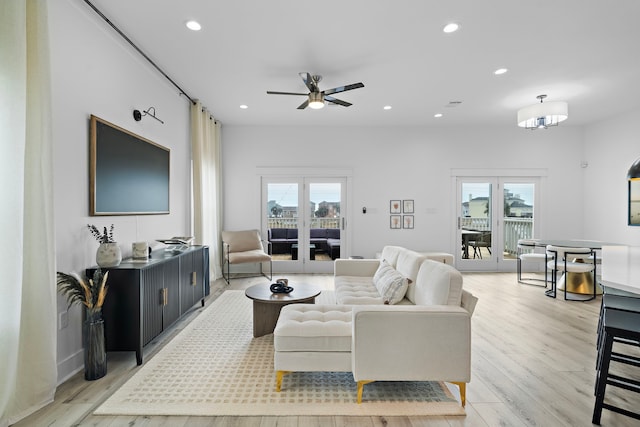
[530,239,614,296]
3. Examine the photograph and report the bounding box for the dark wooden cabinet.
[87,245,208,365]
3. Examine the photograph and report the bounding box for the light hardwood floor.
[13,272,639,426]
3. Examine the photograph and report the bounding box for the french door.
[262,176,347,274]
[455,176,540,271]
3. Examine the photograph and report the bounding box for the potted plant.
[88,224,122,267]
[56,268,109,380]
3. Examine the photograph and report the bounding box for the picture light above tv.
[90,115,170,216]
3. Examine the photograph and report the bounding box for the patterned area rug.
[95,290,465,416]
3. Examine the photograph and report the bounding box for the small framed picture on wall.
[390,215,401,229]
[390,200,401,213]
[403,199,414,214]
[403,215,414,229]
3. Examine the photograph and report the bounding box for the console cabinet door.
[179,251,194,314]
[193,248,205,302]
[99,269,142,353]
[179,250,205,313]
[162,257,181,329]
[141,265,165,345]
[139,257,180,345]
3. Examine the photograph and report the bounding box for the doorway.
[455,175,540,271]
[262,176,347,274]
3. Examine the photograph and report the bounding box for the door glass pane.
[266,183,299,261]
[503,183,534,260]
[309,182,341,262]
[460,182,492,261]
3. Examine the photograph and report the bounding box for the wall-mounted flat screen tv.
[90,115,170,215]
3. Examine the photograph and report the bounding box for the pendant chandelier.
[517,94,568,130]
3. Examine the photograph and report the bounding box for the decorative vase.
[96,242,122,267]
[83,309,107,380]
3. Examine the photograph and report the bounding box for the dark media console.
[87,245,209,365]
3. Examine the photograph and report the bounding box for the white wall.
[49,0,192,382]
[584,108,640,245]
[222,125,586,258]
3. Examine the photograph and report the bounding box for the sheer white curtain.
[0,1,57,425]
[191,101,223,280]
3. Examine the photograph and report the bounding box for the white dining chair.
[517,239,550,287]
[545,245,597,301]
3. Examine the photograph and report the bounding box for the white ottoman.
[274,304,352,391]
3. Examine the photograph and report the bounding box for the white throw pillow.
[372,259,390,289]
[373,259,409,304]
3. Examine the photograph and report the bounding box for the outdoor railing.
[460,217,490,231]
[268,216,531,256]
[503,218,533,255]
[267,217,340,229]
[462,217,533,256]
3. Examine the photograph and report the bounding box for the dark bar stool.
[596,287,640,363]
[592,308,640,424]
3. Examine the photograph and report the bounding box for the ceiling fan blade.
[322,82,364,96]
[325,96,352,107]
[299,72,318,92]
[266,91,308,96]
[297,99,310,109]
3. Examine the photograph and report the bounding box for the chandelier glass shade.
[517,95,568,129]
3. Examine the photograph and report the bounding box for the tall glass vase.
[83,309,107,380]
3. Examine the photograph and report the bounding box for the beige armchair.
[221,229,272,284]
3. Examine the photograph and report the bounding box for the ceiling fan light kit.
[308,92,325,109]
[517,94,568,130]
[267,72,364,110]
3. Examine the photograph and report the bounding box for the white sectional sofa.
[274,246,478,405]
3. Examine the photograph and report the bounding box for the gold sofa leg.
[276,370,291,392]
[357,380,374,404]
[452,381,466,407]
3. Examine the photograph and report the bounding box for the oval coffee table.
[245,283,321,337]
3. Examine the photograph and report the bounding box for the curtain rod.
[83,0,196,105]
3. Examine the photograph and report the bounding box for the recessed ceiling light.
[186,20,202,31]
[239,104,248,109]
[434,113,443,118]
[494,68,508,75]
[383,105,392,110]
[443,23,459,33]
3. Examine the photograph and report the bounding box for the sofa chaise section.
[274,245,477,405]
[351,304,471,404]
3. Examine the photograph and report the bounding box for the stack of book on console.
[156,236,194,253]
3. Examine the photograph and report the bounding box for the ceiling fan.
[267,72,364,110]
